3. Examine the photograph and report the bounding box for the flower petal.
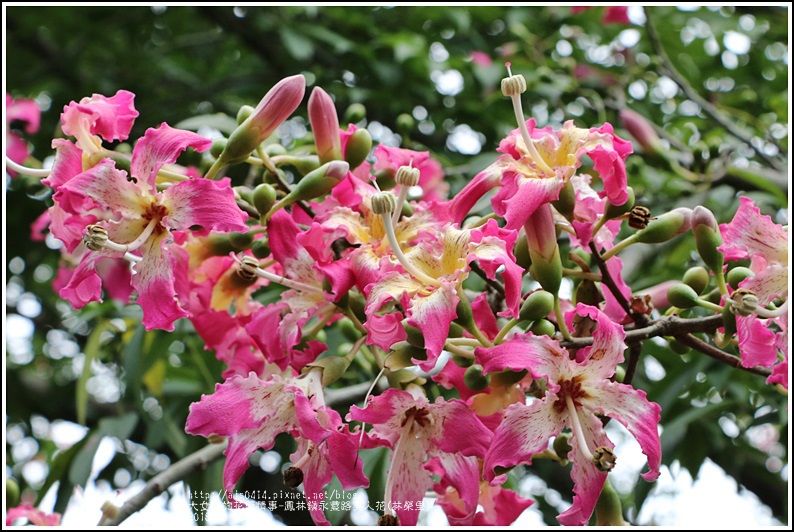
[738,260,788,305]
[56,158,146,218]
[477,332,565,386]
[484,398,564,483]
[582,380,662,481]
[406,282,459,367]
[570,303,627,379]
[719,196,788,264]
[737,315,778,368]
[365,311,407,352]
[130,123,212,191]
[491,169,564,231]
[161,177,247,232]
[61,90,138,142]
[132,233,188,331]
[59,250,104,309]
[429,453,482,525]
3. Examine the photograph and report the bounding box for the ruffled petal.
[737,315,779,368]
[477,332,565,387]
[431,398,493,457]
[738,261,788,306]
[406,282,459,368]
[469,220,524,317]
[429,453,481,525]
[719,196,788,264]
[364,311,407,352]
[587,123,631,206]
[61,90,138,142]
[582,380,662,482]
[483,398,564,483]
[132,233,188,331]
[59,250,104,308]
[445,163,504,224]
[161,177,247,232]
[491,170,564,231]
[56,158,147,218]
[130,123,212,191]
[570,303,627,380]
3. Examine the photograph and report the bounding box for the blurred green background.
[5,5,788,526]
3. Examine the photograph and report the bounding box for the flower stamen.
[564,395,596,463]
[83,218,160,255]
[392,164,420,226]
[234,254,324,295]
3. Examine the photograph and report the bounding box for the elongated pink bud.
[524,203,562,295]
[308,87,342,163]
[619,109,662,156]
[220,74,306,166]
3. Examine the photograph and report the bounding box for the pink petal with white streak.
[130,123,211,191]
[132,234,188,331]
[719,196,788,264]
[56,159,147,218]
[406,282,459,368]
[161,177,247,232]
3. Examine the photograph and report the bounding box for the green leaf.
[281,28,314,61]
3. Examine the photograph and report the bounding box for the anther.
[730,288,758,317]
[395,165,420,187]
[83,225,109,251]
[593,446,617,473]
[501,73,527,97]
[237,255,260,281]
[371,191,398,215]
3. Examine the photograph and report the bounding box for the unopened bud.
[575,279,602,307]
[344,128,372,170]
[210,138,228,159]
[229,231,254,250]
[251,239,271,259]
[731,288,758,316]
[452,352,475,368]
[281,160,349,206]
[464,364,491,391]
[396,113,414,133]
[552,180,576,219]
[635,208,693,243]
[727,267,754,290]
[525,205,563,295]
[603,187,635,220]
[683,266,709,295]
[236,104,255,125]
[692,206,724,274]
[344,102,366,124]
[529,318,556,337]
[395,165,421,187]
[283,466,304,489]
[619,109,662,155]
[519,290,555,322]
[308,87,343,163]
[252,183,277,217]
[83,225,109,251]
[722,303,737,337]
[667,283,699,309]
[220,74,306,166]
[593,446,617,473]
[371,191,398,215]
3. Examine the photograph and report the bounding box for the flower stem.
[204,158,225,180]
[600,234,639,261]
[494,318,521,344]
[554,297,573,341]
[5,157,51,177]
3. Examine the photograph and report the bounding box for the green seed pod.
[344,128,372,170]
[251,239,271,259]
[635,208,693,244]
[344,103,367,124]
[575,279,602,306]
[6,478,20,509]
[206,234,236,256]
[448,322,464,338]
[692,207,725,275]
[252,183,278,217]
[514,236,532,270]
[454,290,476,330]
[280,160,349,206]
[236,105,255,125]
[530,319,556,337]
[519,290,555,322]
[614,365,626,383]
[727,266,755,290]
[682,266,710,295]
[210,138,228,159]
[603,187,635,220]
[529,248,562,296]
[229,231,254,250]
[667,283,699,309]
[463,364,491,391]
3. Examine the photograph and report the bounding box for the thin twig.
[673,333,772,377]
[644,8,783,171]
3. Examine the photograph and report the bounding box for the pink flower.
[348,386,492,526]
[57,123,247,331]
[434,477,533,526]
[6,505,61,526]
[477,304,661,526]
[6,94,41,174]
[468,51,494,67]
[572,6,631,25]
[60,90,138,156]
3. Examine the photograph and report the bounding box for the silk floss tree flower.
[719,197,788,388]
[56,122,248,330]
[348,385,493,526]
[477,303,662,526]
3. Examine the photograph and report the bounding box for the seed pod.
[635,208,693,243]
[692,206,724,274]
[682,266,709,295]
[344,128,372,170]
[252,183,277,217]
[519,290,555,322]
[229,231,254,250]
[463,364,491,391]
[529,318,556,337]
[667,283,699,309]
[727,266,755,290]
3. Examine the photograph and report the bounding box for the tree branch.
[673,333,772,377]
[644,8,784,171]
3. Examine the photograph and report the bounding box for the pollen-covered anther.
[501,74,527,97]
[628,206,653,230]
[237,255,260,281]
[282,466,304,489]
[730,288,758,316]
[395,165,421,187]
[371,191,398,215]
[593,446,617,473]
[83,224,109,251]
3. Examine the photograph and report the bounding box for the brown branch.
[673,333,772,377]
[644,8,784,171]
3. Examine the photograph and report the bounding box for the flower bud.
[722,303,737,337]
[682,266,709,295]
[396,113,415,133]
[727,266,754,290]
[551,180,576,219]
[575,279,602,307]
[220,75,306,166]
[603,186,635,220]
[344,102,366,123]
[308,87,343,163]
[635,208,693,244]
[525,205,563,295]
[236,104,255,125]
[667,283,699,309]
[464,364,491,391]
[513,236,532,270]
[280,160,349,207]
[210,138,227,159]
[6,478,20,509]
[529,318,556,337]
[692,206,724,274]
[454,289,477,331]
[251,239,271,259]
[252,183,277,217]
[519,290,555,322]
[452,352,475,368]
[344,128,372,170]
[229,231,254,250]
[619,109,662,156]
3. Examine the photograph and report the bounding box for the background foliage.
[5,5,789,526]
